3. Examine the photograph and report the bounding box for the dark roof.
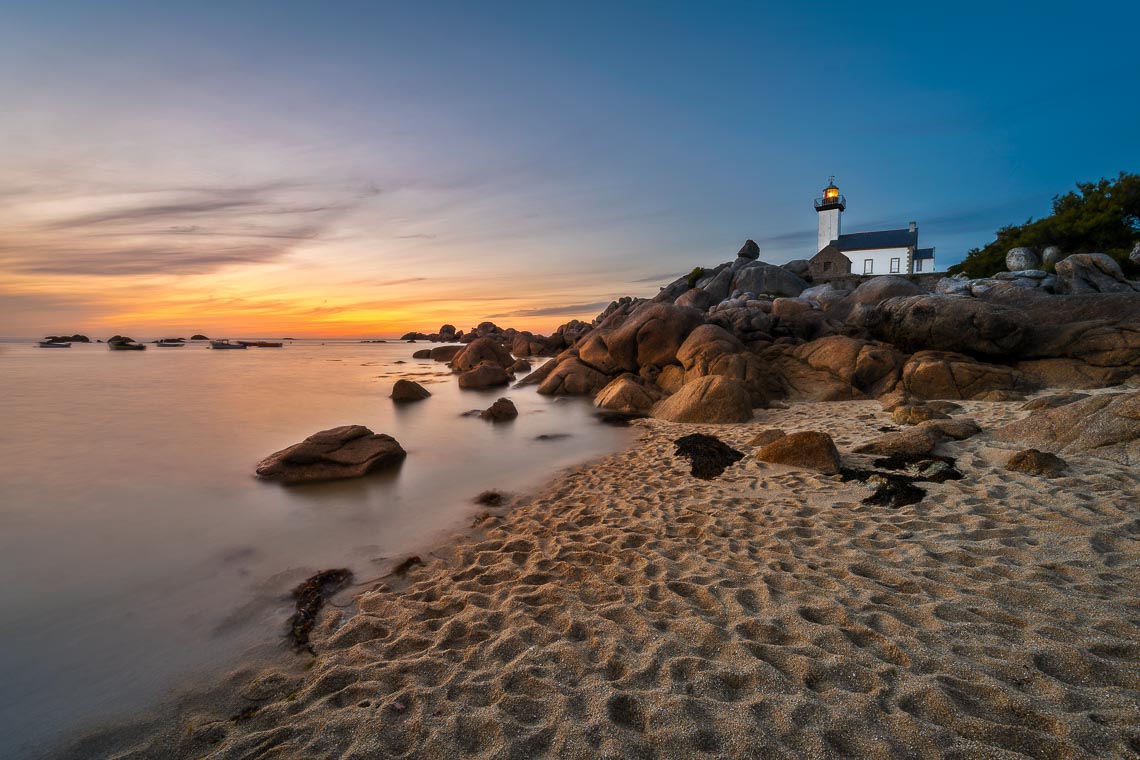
[832,228,917,251]
[914,247,935,259]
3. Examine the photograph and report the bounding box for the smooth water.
[0,339,633,758]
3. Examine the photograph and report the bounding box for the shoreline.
[52,391,1140,758]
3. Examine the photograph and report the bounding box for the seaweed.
[288,568,352,653]
[674,434,745,480]
[393,556,423,577]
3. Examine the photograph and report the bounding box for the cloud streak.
[489,300,611,318]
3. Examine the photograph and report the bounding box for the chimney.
[908,221,917,233]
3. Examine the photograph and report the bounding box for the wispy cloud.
[489,300,611,318]
[630,271,683,283]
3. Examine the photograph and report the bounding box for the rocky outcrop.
[993,391,1140,465]
[859,295,1029,358]
[537,357,611,396]
[651,375,753,423]
[849,276,923,305]
[730,261,807,298]
[255,426,406,484]
[900,350,1032,400]
[576,302,705,375]
[1054,253,1138,294]
[793,336,904,398]
[457,361,511,389]
[755,431,841,474]
[390,379,431,402]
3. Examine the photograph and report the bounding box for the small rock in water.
[474,490,506,506]
[479,397,518,422]
[535,433,571,441]
[674,433,745,480]
[390,379,431,402]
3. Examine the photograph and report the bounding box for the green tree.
[948,172,1140,278]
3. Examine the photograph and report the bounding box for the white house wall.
[841,247,911,276]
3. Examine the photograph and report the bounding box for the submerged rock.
[479,397,518,422]
[255,425,406,484]
[673,433,744,480]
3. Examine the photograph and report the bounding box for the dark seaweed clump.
[289,568,352,653]
[674,434,745,480]
[840,453,962,509]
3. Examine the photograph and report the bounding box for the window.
[914,259,923,272]
[890,257,900,274]
[863,259,873,275]
[823,261,832,272]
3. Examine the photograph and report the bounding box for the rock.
[190,334,210,341]
[390,379,431,402]
[1006,247,1040,271]
[673,433,745,479]
[892,405,949,425]
[450,337,514,372]
[993,391,1140,465]
[1005,449,1067,478]
[972,389,1026,402]
[1042,246,1064,269]
[676,325,745,375]
[594,375,662,414]
[853,429,939,458]
[935,274,972,296]
[925,400,963,414]
[652,375,753,424]
[901,350,1031,400]
[577,302,704,375]
[849,276,923,305]
[737,239,760,260]
[706,305,772,343]
[783,259,810,277]
[731,261,807,298]
[412,349,432,359]
[1131,242,1140,266]
[1054,253,1138,294]
[457,361,511,389]
[860,295,1030,358]
[255,426,406,484]
[508,358,531,373]
[793,336,905,398]
[479,397,518,422]
[701,268,735,303]
[1021,392,1090,411]
[748,429,786,447]
[755,431,842,474]
[537,357,612,396]
[918,418,980,441]
[429,345,464,362]
[675,288,716,311]
[657,364,686,394]
[438,324,458,341]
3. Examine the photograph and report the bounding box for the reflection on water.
[0,339,633,758]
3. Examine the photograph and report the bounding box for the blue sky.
[1,1,1137,335]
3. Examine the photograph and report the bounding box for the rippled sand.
[63,398,1140,759]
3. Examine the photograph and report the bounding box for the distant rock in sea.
[390,379,431,402]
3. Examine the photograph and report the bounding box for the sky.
[2,1,1137,338]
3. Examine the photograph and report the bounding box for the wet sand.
[58,396,1140,759]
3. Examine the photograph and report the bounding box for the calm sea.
[0,338,633,758]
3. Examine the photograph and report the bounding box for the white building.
[811,179,935,276]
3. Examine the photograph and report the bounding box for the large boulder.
[390,379,431,402]
[706,306,772,344]
[1053,253,1139,294]
[651,375,753,424]
[676,324,745,375]
[701,267,735,303]
[1131,242,1140,266]
[737,239,761,260]
[782,259,810,277]
[576,302,704,375]
[675,288,716,311]
[859,295,1030,358]
[255,426,406,484]
[993,391,1140,466]
[594,375,662,414]
[450,337,514,372]
[1042,246,1064,269]
[901,350,1032,400]
[755,431,841,474]
[1006,247,1040,271]
[849,276,923,306]
[794,336,904,398]
[536,357,611,396]
[731,261,807,298]
[457,361,511,389]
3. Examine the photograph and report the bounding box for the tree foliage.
[947,172,1140,278]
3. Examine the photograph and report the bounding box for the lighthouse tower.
[815,177,845,252]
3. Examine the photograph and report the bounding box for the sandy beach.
[62,392,1140,759]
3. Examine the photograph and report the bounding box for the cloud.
[489,300,611,318]
[630,271,684,283]
[369,277,428,287]
[0,181,378,277]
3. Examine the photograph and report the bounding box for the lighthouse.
[815,177,845,252]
